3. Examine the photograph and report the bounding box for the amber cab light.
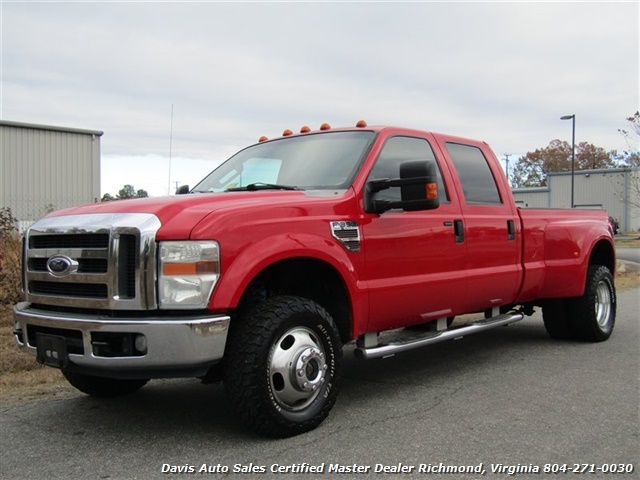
[319,123,331,131]
[282,129,293,136]
[258,136,268,142]
[356,120,367,127]
[300,126,311,133]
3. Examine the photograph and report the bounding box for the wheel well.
[237,258,352,343]
[589,239,615,274]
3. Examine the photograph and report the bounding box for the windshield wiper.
[226,183,301,192]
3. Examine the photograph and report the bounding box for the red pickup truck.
[14,121,616,437]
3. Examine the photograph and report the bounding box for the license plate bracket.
[36,333,69,368]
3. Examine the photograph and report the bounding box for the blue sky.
[2,1,638,196]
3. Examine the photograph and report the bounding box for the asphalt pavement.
[616,246,640,266]
[1,288,638,480]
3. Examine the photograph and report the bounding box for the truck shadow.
[11,319,575,444]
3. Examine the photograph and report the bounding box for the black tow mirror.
[365,160,440,213]
[399,160,440,211]
[176,185,190,195]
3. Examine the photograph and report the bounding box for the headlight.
[158,241,220,309]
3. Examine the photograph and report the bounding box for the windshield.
[192,131,375,192]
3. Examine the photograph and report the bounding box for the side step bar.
[354,312,525,360]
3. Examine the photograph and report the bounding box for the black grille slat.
[30,234,109,249]
[118,235,137,298]
[78,258,109,273]
[30,281,108,299]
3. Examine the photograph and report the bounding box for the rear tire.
[223,295,342,437]
[568,265,616,342]
[62,370,148,397]
[542,265,616,342]
[542,299,576,340]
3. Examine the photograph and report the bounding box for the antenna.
[168,104,174,195]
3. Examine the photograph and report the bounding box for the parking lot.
[2,288,638,480]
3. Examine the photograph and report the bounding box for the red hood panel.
[47,192,318,240]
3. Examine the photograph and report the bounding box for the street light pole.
[561,114,576,208]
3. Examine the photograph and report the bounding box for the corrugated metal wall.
[0,121,102,225]
[513,168,639,232]
[511,187,550,208]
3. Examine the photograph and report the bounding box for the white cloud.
[2,1,638,196]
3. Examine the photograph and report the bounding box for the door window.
[368,136,449,203]
[445,142,502,204]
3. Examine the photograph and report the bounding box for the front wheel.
[568,265,616,342]
[223,295,342,437]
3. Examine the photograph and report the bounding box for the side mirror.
[365,160,440,214]
[399,160,440,211]
[176,185,190,195]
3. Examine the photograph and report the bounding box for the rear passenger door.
[438,140,522,313]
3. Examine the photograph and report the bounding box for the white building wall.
[511,187,549,208]
[0,121,103,226]
[512,168,640,232]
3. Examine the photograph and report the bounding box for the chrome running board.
[354,312,525,360]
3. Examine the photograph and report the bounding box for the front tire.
[62,370,148,397]
[223,295,342,437]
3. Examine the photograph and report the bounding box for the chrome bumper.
[13,302,230,373]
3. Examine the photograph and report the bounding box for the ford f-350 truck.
[14,121,616,437]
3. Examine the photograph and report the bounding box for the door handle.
[454,219,464,243]
[507,220,516,241]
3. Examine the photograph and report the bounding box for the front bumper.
[14,302,230,378]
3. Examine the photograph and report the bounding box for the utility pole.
[168,104,174,196]
[504,154,511,186]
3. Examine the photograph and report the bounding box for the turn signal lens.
[162,261,218,276]
[426,183,438,200]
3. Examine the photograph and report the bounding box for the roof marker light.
[320,123,331,131]
[300,126,311,133]
[258,136,268,142]
[356,120,367,127]
[282,129,293,136]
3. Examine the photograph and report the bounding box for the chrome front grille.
[24,213,161,310]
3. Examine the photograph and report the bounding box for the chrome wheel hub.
[269,327,327,411]
[595,280,612,330]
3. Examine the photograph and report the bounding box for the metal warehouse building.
[513,167,640,232]
[0,120,103,230]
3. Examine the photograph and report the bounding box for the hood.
[46,191,341,240]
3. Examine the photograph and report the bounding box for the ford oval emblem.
[46,255,78,277]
